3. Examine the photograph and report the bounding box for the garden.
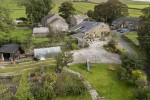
[0,64,91,100]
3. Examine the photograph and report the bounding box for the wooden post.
[87,58,90,72]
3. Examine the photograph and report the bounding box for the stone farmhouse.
[69,21,110,47]
[70,14,89,26]
[111,17,140,30]
[69,21,110,39]
[42,14,68,32]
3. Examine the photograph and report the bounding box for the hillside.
[2,0,150,19]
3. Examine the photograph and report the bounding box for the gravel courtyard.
[73,40,121,64]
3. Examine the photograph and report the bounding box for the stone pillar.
[1,53,4,61]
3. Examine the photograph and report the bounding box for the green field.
[3,0,150,19]
[70,63,134,100]
[125,32,139,44]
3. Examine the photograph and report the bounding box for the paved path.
[73,40,121,64]
[111,30,137,55]
[64,68,104,100]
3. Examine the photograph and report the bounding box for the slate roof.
[41,14,55,22]
[70,33,85,39]
[33,27,49,34]
[73,14,89,20]
[112,17,140,25]
[0,43,20,53]
[69,21,102,33]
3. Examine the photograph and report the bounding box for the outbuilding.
[33,27,49,38]
[0,43,21,61]
[34,46,61,60]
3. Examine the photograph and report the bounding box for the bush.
[134,88,150,100]
[30,82,55,100]
[87,10,94,18]
[131,70,148,88]
[116,66,128,80]
[55,73,87,96]
[108,39,116,49]
[103,39,117,53]
[16,17,28,21]
[67,31,76,35]
[2,93,18,100]
[121,53,143,71]
[71,42,79,50]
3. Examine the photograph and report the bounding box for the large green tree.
[59,2,75,20]
[19,0,53,23]
[138,6,150,66]
[0,2,13,32]
[94,0,128,24]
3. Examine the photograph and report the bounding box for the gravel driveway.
[72,40,121,64]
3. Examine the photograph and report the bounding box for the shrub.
[131,70,148,88]
[107,39,116,49]
[55,73,87,96]
[103,39,117,53]
[71,42,79,50]
[134,88,150,100]
[30,82,55,100]
[116,66,128,80]
[121,53,143,71]
[16,17,28,21]
[2,93,18,100]
[67,31,76,35]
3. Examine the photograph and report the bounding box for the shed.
[33,27,49,37]
[34,46,61,59]
[0,43,20,61]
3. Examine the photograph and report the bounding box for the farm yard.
[3,0,150,19]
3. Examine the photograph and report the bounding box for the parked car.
[120,29,129,33]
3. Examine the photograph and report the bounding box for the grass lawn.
[11,29,32,39]
[33,38,50,44]
[124,32,139,45]
[70,63,134,100]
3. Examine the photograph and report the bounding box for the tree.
[87,10,94,18]
[18,0,53,23]
[138,6,150,66]
[94,0,128,24]
[55,51,73,73]
[121,53,143,72]
[0,2,14,32]
[59,2,75,20]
